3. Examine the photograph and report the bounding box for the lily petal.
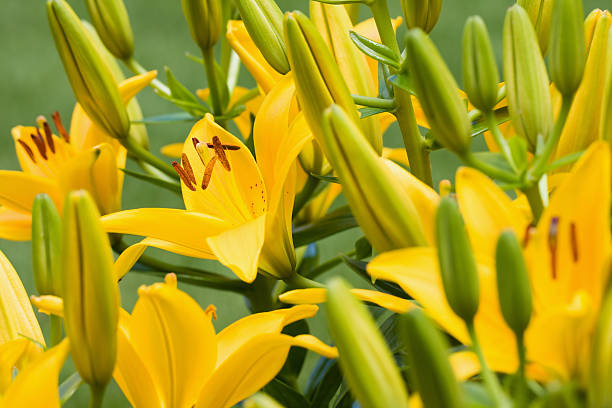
[0,208,31,241]
[0,339,42,394]
[160,143,183,158]
[0,171,63,214]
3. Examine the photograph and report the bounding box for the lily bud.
[405,29,471,154]
[602,37,612,142]
[84,0,134,60]
[462,16,499,112]
[401,0,442,33]
[322,105,427,252]
[244,393,285,408]
[495,230,532,337]
[517,0,554,54]
[503,5,553,151]
[549,0,586,97]
[181,0,222,51]
[399,309,463,408]
[47,0,130,140]
[284,11,361,147]
[326,278,410,408]
[31,194,62,296]
[233,0,289,74]
[435,197,479,324]
[61,190,119,394]
[588,267,612,408]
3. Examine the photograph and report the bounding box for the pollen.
[212,136,231,172]
[172,161,196,191]
[17,139,36,163]
[30,131,47,160]
[181,153,196,185]
[52,111,70,143]
[202,156,217,190]
[204,304,218,320]
[37,115,55,154]
[548,216,559,280]
[570,222,578,262]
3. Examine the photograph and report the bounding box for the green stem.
[305,249,357,279]
[352,94,396,109]
[88,384,106,408]
[523,182,545,222]
[292,175,321,217]
[122,136,178,180]
[369,0,400,54]
[484,110,518,172]
[283,273,324,290]
[246,275,277,312]
[516,335,528,407]
[462,151,519,183]
[123,58,171,97]
[49,315,62,347]
[467,322,507,407]
[201,46,224,117]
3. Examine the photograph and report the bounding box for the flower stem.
[123,58,171,97]
[516,335,528,407]
[122,136,178,180]
[88,385,106,408]
[462,151,520,183]
[283,273,324,290]
[484,110,518,172]
[523,182,545,222]
[48,315,62,347]
[201,46,224,117]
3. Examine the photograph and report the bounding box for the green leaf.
[471,151,514,174]
[165,67,207,115]
[263,378,311,408]
[307,172,340,184]
[305,358,344,408]
[470,107,510,137]
[543,150,584,173]
[131,112,200,124]
[185,52,204,65]
[379,62,394,100]
[340,255,409,299]
[59,372,83,405]
[462,382,494,407]
[277,320,309,384]
[293,206,358,248]
[388,73,413,94]
[296,243,319,276]
[120,168,182,195]
[349,30,400,69]
[507,136,528,172]
[359,107,393,118]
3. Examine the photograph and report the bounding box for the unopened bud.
[47,0,130,140]
[243,393,285,408]
[503,5,553,151]
[401,0,442,33]
[495,230,532,337]
[181,0,222,51]
[517,0,554,54]
[31,194,62,296]
[462,16,499,112]
[436,197,479,324]
[405,29,471,154]
[84,0,134,59]
[326,278,410,408]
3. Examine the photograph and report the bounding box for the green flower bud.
[435,197,479,324]
[322,105,427,252]
[326,278,410,408]
[399,309,463,408]
[405,28,470,154]
[517,0,554,54]
[233,0,289,74]
[598,13,612,142]
[284,11,361,147]
[61,190,119,395]
[549,0,586,96]
[244,393,285,408]
[84,0,134,60]
[588,267,612,408]
[462,16,499,112]
[47,0,130,140]
[401,0,442,33]
[495,230,532,337]
[31,194,62,296]
[503,5,553,151]
[181,0,222,51]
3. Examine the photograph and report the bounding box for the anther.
[202,156,217,190]
[172,161,196,191]
[206,142,240,151]
[52,111,70,143]
[30,132,47,160]
[570,222,579,262]
[212,136,231,171]
[522,224,536,247]
[548,216,560,280]
[17,139,36,163]
[37,115,55,154]
[204,304,217,320]
[181,153,196,185]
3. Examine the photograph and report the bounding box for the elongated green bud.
[588,266,612,408]
[62,190,119,396]
[462,16,499,112]
[327,278,410,408]
[284,11,362,148]
[549,0,586,96]
[244,393,285,408]
[322,105,427,252]
[602,35,612,142]
[47,0,130,140]
[436,197,479,324]
[401,0,442,33]
[405,29,471,154]
[181,0,222,51]
[31,194,62,297]
[84,0,134,60]
[399,309,463,408]
[495,230,532,337]
[517,0,554,54]
[503,5,553,151]
[233,0,289,74]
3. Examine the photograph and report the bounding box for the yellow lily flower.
[0,71,156,241]
[102,77,313,282]
[367,141,610,382]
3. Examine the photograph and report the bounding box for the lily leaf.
[359,107,394,118]
[264,378,311,408]
[471,151,514,174]
[340,255,409,299]
[165,67,207,115]
[307,172,340,184]
[305,358,344,408]
[59,372,83,405]
[388,73,413,94]
[349,31,400,69]
[293,206,358,248]
[543,150,584,173]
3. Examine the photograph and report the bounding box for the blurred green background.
[0,0,603,406]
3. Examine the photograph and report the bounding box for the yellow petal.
[1,339,69,408]
[0,171,62,214]
[383,147,410,167]
[456,166,531,259]
[30,295,64,317]
[119,71,158,105]
[0,208,31,241]
[10,126,49,178]
[0,339,42,394]
[295,182,342,225]
[160,143,183,158]
[279,288,415,314]
[0,250,44,346]
[113,240,148,281]
[226,20,283,94]
[449,351,480,381]
[127,274,217,408]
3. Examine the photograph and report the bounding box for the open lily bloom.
[0,71,156,241]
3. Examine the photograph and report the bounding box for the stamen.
[522,224,536,247]
[206,142,240,151]
[17,139,36,163]
[52,111,70,143]
[202,156,217,190]
[548,216,560,280]
[570,222,579,262]
[30,132,47,160]
[181,153,196,185]
[212,136,231,171]
[204,304,217,320]
[37,115,55,154]
[172,161,196,191]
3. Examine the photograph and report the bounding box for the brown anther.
[204,304,218,320]
[202,156,217,190]
[570,222,579,262]
[181,153,196,185]
[548,216,560,280]
[192,137,200,150]
[172,161,196,191]
[206,142,240,151]
[30,132,47,160]
[52,111,70,143]
[37,115,55,154]
[212,136,231,171]
[17,139,36,163]
[522,224,536,247]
